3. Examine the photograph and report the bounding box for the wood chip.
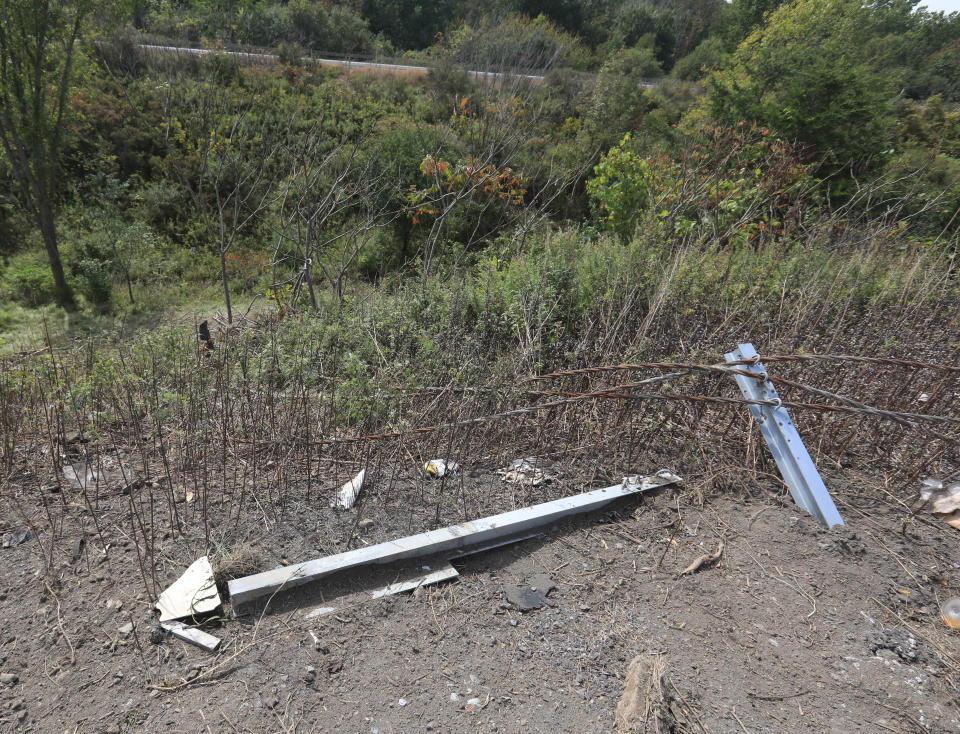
[678,541,724,577]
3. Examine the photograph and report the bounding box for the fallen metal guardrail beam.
[724,343,844,528]
[228,470,682,606]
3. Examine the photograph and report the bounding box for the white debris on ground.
[334,469,365,510]
[155,555,221,622]
[497,457,551,486]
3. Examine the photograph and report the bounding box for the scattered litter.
[118,622,134,636]
[919,478,960,529]
[185,491,195,503]
[678,540,724,577]
[941,598,960,630]
[424,459,459,478]
[229,470,682,606]
[503,573,556,612]
[62,463,95,488]
[1,527,32,549]
[303,606,337,621]
[497,457,551,486]
[615,653,671,734]
[918,392,930,402]
[160,621,221,652]
[371,562,459,599]
[155,556,221,622]
[333,469,365,510]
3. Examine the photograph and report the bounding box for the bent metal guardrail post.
[229,471,682,606]
[724,343,844,528]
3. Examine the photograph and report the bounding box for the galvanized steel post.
[724,343,844,528]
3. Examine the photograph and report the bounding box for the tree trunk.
[220,248,233,324]
[37,199,75,309]
[305,219,318,311]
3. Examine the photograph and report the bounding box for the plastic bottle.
[941,597,960,630]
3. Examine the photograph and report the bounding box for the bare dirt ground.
[2,462,959,734]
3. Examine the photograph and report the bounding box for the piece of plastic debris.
[497,457,550,486]
[303,606,337,621]
[919,478,960,529]
[424,459,459,478]
[155,556,221,622]
[941,598,960,630]
[333,469,365,510]
[160,621,221,651]
[1,527,32,549]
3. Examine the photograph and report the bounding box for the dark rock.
[1,528,31,549]
[503,573,557,612]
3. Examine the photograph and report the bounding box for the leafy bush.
[69,236,114,308]
[708,0,894,167]
[2,255,57,307]
[586,134,651,239]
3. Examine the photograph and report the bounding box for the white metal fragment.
[333,469,365,510]
[155,556,221,622]
[160,621,221,652]
[370,563,459,599]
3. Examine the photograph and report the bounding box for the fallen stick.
[678,541,724,577]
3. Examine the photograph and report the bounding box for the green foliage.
[438,13,591,72]
[672,36,729,81]
[2,253,57,307]
[602,2,678,70]
[708,0,895,166]
[644,123,815,246]
[362,0,460,51]
[582,42,662,149]
[586,134,651,239]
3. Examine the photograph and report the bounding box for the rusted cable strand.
[530,387,960,446]
[229,376,958,449]
[531,384,959,424]
[768,376,960,427]
[226,378,770,448]
[767,377,960,446]
[524,354,960,384]
[760,354,960,372]
[521,360,756,384]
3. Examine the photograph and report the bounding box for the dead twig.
[678,541,724,577]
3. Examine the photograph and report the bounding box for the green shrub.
[68,235,115,308]
[3,256,56,307]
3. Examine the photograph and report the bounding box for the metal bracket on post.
[724,343,844,528]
